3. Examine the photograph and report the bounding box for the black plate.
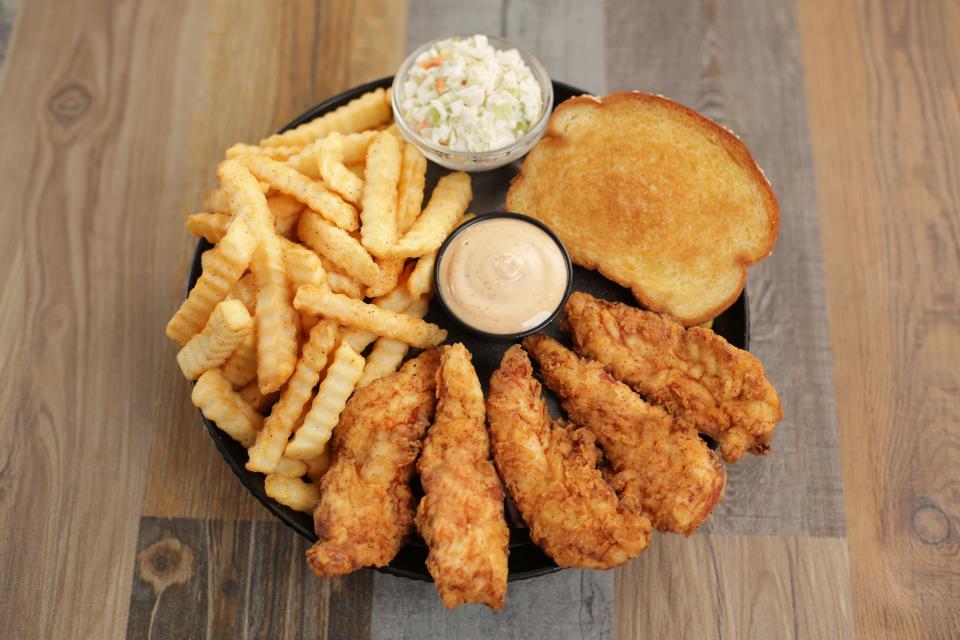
[188,76,750,582]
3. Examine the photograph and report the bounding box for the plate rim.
[186,75,750,583]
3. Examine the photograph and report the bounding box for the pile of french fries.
[166,88,473,515]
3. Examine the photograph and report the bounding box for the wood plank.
[141,0,409,522]
[615,535,853,640]
[405,0,502,50]
[502,1,606,93]
[371,569,612,640]
[605,0,846,539]
[0,0,214,636]
[798,0,960,637]
[406,1,606,93]
[127,517,372,640]
[0,0,18,72]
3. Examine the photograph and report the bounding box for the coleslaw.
[398,35,544,152]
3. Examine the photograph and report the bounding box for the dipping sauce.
[437,217,569,335]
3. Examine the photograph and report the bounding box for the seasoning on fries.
[294,286,447,348]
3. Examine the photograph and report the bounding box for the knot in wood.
[912,503,951,546]
[137,536,196,596]
[48,83,92,125]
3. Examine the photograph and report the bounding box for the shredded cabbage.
[400,35,543,152]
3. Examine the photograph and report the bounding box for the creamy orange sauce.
[438,218,568,334]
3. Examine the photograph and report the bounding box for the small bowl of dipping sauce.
[392,35,553,172]
[433,213,573,340]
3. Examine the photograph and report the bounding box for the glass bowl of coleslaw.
[392,35,553,172]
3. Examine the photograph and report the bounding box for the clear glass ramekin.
[391,35,553,172]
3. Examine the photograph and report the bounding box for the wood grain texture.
[606,0,845,539]
[615,535,853,640]
[0,0,18,72]
[0,0,214,636]
[372,569,612,640]
[127,517,372,640]
[406,0,606,93]
[798,0,960,637]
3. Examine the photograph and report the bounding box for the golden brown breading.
[564,292,783,463]
[306,350,440,577]
[486,346,651,569]
[415,344,509,609]
[524,335,726,535]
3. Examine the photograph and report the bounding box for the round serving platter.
[188,76,750,582]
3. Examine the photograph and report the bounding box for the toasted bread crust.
[506,92,780,325]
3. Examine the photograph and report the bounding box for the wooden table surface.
[0,1,956,638]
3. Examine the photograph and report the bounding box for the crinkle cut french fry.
[297,211,379,286]
[226,142,303,161]
[359,132,402,257]
[385,172,472,259]
[319,135,364,204]
[205,179,269,213]
[305,444,333,482]
[247,319,337,474]
[167,219,257,344]
[354,295,428,389]
[241,154,359,232]
[323,262,365,299]
[339,131,377,164]
[285,143,322,179]
[260,88,391,148]
[216,160,274,239]
[187,212,231,244]
[192,369,262,448]
[274,456,308,478]
[356,297,429,388]
[365,258,405,299]
[406,252,435,298]
[200,249,215,273]
[177,300,253,380]
[345,161,365,182]
[382,122,401,141]
[404,213,473,298]
[396,144,427,234]
[229,273,257,314]
[280,238,327,289]
[238,380,277,414]
[286,130,376,179]
[188,204,300,243]
[203,188,231,214]
[264,474,320,513]
[251,234,298,394]
[285,340,365,460]
[356,338,408,389]
[340,328,378,354]
[268,193,305,239]
[373,279,419,310]
[221,323,258,388]
[340,280,420,350]
[300,312,319,334]
[294,286,446,349]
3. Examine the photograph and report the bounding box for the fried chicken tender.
[524,335,726,535]
[486,346,651,569]
[415,344,509,609]
[564,292,783,463]
[306,350,440,577]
